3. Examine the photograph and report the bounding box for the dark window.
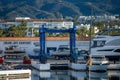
[47,47,57,53]
[92,40,106,48]
[97,49,114,51]
[114,49,120,53]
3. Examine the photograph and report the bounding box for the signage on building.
[3,41,31,45]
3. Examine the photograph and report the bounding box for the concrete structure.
[0,69,31,80]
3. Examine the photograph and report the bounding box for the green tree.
[21,20,27,27]
[32,28,39,37]
[6,20,27,37]
[96,22,105,34]
[20,20,27,37]
[0,28,3,37]
[7,25,17,37]
[76,26,88,37]
[87,26,95,37]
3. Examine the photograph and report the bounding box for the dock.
[0,69,31,80]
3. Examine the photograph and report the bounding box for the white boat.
[108,70,120,78]
[0,69,31,80]
[50,45,87,70]
[69,62,87,70]
[69,50,88,71]
[89,55,109,71]
[50,45,70,59]
[31,61,50,71]
[91,29,120,70]
[4,45,26,64]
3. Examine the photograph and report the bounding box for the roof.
[0,19,72,23]
[0,37,69,41]
[0,37,89,41]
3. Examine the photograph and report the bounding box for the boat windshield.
[105,39,120,46]
[92,56,105,60]
[58,47,69,51]
[100,29,120,36]
[92,40,106,48]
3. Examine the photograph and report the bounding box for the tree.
[0,28,3,37]
[87,26,95,37]
[6,20,27,37]
[20,20,27,37]
[76,26,88,37]
[21,20,27,27]
[96,21,105,34]
[7,25,18,37]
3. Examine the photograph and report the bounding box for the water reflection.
[108,70,120,80]
[89,71,108,80]
[68,70,87,80]
[31,70,120,80]
[32,69,51,80]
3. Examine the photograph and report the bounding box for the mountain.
[0,0,120,19]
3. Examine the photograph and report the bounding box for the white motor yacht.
[91,29,120,70]
[89,54,109,71]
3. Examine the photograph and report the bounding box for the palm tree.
[76,26,88,37]
[0,28,3,37]
[20,20,27,37]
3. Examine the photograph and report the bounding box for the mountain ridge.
[0,0,120,19]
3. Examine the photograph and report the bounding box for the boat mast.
[89,7,93,55]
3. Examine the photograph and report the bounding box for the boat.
[108,70,120,79]
[88,54,109,71]
[69,50,89,71]
[68,50,88,71]
[91,28,120,70]
[50,45,87,70]
[50,45,70,60]
[0,69,31,80]
[4,45,26,64]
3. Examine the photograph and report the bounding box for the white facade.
[0,21,21,29]
[0,19,73,37]
[15,17,31,20]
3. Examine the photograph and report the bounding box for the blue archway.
[39,24,78,64]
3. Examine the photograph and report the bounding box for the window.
[106,39,120,46]
[114,49,120,53]
[97,49,114,51]
[92,40,106,47]
[47,47,57,53]
[101,29,120,36]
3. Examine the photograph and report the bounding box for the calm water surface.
[31,70,120,80]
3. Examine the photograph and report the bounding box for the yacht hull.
[89,64,108,71]
[69,63,87,70]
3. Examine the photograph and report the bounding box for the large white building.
[0,18,73,36]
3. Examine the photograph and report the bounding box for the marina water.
[31,70,120,80]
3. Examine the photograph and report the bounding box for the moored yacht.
[50,45,70,59]
[4,45,26,64]
[88,54,109,71]
[91,29,120,70]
